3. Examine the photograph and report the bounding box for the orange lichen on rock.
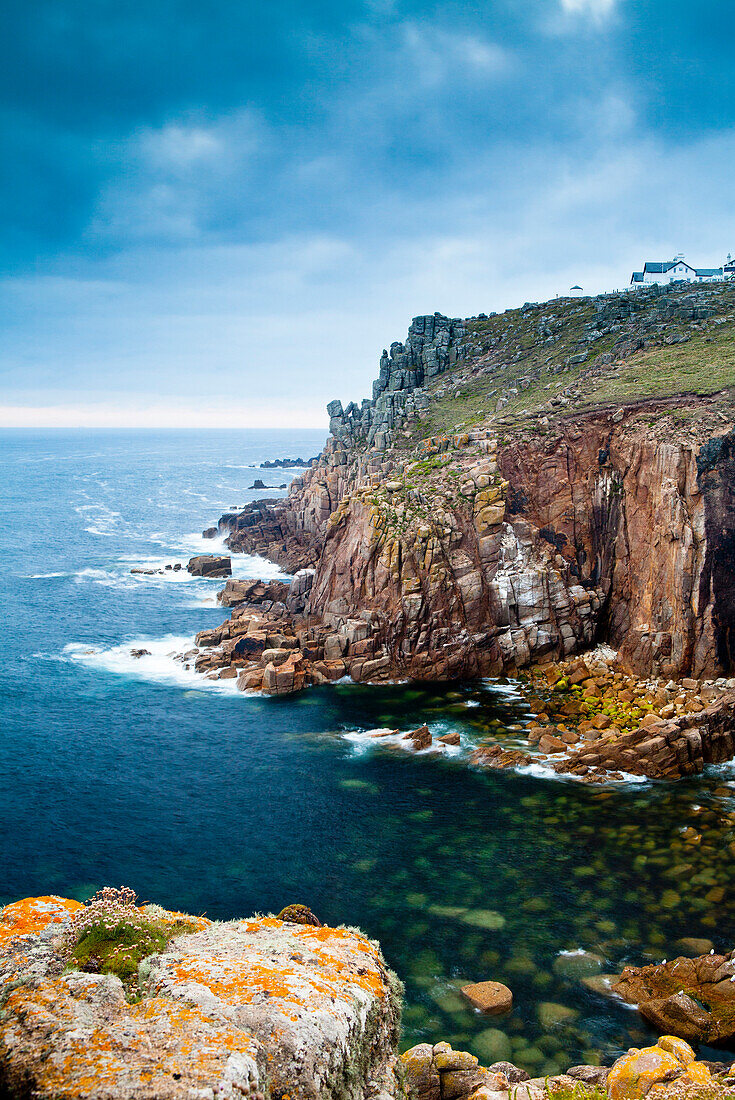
[607,1036,710,1100]
[154,907,211,933]
[0,895,82,948]
[0,896,403,1100]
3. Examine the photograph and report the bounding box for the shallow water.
[1,429,734,1074]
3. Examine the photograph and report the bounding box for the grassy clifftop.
[399,281,735,445]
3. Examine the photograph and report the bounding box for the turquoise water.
[1,429,734,1074]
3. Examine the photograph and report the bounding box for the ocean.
[1,427,733,1072]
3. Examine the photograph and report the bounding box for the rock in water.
[612,948,735,1044]
[0,895,403,1100]
[460,980,513,1014]
[187,554,232,578]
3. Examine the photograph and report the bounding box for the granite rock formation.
[612,948,735,1045]
[213,282,735,689]
[327,314,467,452]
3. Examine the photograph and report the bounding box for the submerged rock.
[460,980,513,1015]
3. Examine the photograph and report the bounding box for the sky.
[2,0,735,429]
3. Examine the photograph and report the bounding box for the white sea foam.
[25,572,68,579]
[516,760,650,786]
[75,503,123,537]
[72,567,141,590]
[482,678,526,701]
[343,727,463,757]
[63,635,241,695]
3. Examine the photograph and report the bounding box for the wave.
[72,567,141,590]
[343,727,463,757]
[75,503,123,538]
[63,635,242,695]
[516,760,650,786]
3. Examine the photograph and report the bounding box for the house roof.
[695,268,723,278]
[643,262,671,274]
[631,271,644,282]
[643,260,696,274]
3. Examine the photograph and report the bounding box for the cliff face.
[221,283,735,680]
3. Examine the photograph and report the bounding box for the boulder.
[612,949,735,1044]
[438,731,461,746]
[460,981,513,1015]
[607,1036,706,1100]
[639,992,713,1043]
[0,895,402,1100]
[400,1044,440,1100]
[403,724,432,749]
[187,554,232,578]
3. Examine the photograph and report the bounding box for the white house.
[630,255,726,288]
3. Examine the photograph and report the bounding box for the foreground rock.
[607,1036,716,1100]
[612,948,735,1045]
[0,895,403,1100]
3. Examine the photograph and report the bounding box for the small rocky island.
[2,891,734,1099]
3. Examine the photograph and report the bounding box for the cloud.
[2,0,734,427]
[4,121,735,427]
[397,23,513,88]
[560,0,618,19]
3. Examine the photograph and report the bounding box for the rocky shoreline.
[174,557,735,782]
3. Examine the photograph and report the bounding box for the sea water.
[1,428,734,1073]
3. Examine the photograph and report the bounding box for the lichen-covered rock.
[0,896,404,1100]
[276,903,322,926]
[606,1035,709,1100]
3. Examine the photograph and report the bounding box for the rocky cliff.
[219,281,735,684]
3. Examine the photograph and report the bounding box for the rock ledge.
[0,896,403,1100]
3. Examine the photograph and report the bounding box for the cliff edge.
[218,281,735,682]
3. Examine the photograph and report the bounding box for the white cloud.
[399,23,512,87]
[560,0,618,18]
[5,122,735,429]
[141,123,223,169]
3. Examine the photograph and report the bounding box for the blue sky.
[2,0,734,427]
